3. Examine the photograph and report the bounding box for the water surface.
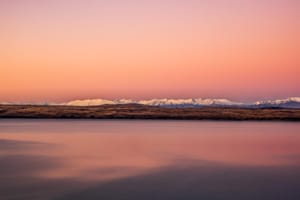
[0,120,300,200]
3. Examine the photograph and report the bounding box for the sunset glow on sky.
[1,0,299,102]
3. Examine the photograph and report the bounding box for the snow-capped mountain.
[59,97,300,108]
[61,98,242,107]
[253,97,300,108]
[138,98,242,107]
[0,102,11,105]
[1,97,299,108]
[62,99,136,106]
[63,99,115,106]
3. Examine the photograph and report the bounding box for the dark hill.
[0,104,300,121]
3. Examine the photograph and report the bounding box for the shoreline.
[1,104,300,121]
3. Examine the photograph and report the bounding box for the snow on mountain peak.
[62,98,243,107]
[253,97,300,108]
[289,97,300,102]
[255,97,300,105]
[1,97,299,108]
[64,99,115,106]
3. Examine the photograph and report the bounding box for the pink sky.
[1,0,299,102]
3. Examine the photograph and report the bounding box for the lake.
[0,120,300,200]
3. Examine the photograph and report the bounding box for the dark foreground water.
[0,120,299,200]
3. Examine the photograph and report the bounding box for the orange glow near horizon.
[0,0,299,102]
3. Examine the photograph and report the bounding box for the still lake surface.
[0,119,300,200]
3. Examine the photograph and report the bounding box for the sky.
[0,0,299,103]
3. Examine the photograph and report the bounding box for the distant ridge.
[62,98,243,107]
[2,97,299,108]
[62,97,300,108]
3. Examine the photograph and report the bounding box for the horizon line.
[1,96,300,105]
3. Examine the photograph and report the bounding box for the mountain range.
[16,97,300,108]
[1,97,300,108]
[0,97,300,108]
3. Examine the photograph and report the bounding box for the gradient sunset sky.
[1,0,299,103]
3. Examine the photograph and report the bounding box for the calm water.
[0,120,300,200]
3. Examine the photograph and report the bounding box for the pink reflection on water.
[0,120,299,181]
